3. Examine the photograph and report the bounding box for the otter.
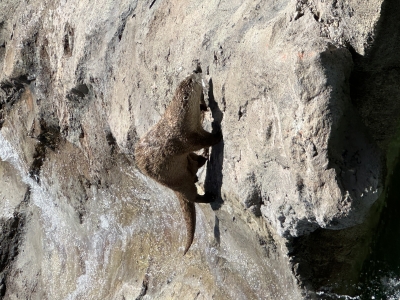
[135,66,222,254]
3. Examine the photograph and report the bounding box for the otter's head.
[177,68,204,111]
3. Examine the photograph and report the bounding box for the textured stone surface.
[0,0,397,299]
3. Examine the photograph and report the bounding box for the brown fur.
[135,68,222,254]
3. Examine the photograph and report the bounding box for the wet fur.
[135,69,222,254]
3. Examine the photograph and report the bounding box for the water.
[0,131,175,298]
[2,129,400,299]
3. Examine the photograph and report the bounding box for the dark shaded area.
[358,159,400,299]
[75,175,91,224]
[204,78,224,211]
[149,0,157,9]
[0,75,33,129]
[288,0,400,296]
[203,78,224,245]
[0,189,29,298]
[63,23,74,57]
[105,130,118,155]
[350,0,400,149]
[213,215,220,246]
[240,172,262,217]
[29,119,61,182]
[135,274,149,300]
[347,0,400,297]
[116,4,135,41]
[67,83,90,100]
[0,216,24,297]
[288,223,372,298]
[321,46,382,202]
[348,0,400,297]
[126,125,139,159]
[286,38,382,300]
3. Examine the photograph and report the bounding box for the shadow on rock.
[204,78,224,212]
[350,0,400,148]
[290,0,400,296]
[350,1,400,297]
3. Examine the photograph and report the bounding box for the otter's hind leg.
[185,155,215,203]
[179,181,214,204]
[187,153,208,183]
[188,153,207,168]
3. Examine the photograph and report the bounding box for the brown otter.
[135,66,222,254]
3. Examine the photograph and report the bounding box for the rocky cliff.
[0,0,399,299]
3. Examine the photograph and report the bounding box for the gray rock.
[0,0,397,299]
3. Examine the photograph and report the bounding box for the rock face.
[0,0,398,299]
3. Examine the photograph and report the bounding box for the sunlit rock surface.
[0,0,396,299]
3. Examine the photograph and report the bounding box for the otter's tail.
[176,193,196,255]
